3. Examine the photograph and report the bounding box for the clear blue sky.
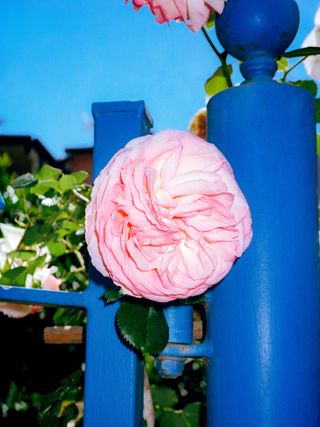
[0,0,318,159]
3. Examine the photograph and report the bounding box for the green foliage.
[2,381,29,415]
[277,57,289,72]
[53,307,86,326]
[1,266,27,286]
[146,355,206,427]
[205,12,215,29]
[156,405,204,427]
[205,65,232,97]
[101,284,122,304]
[289,80,318,97]
[11,173,37,189]
[116,300,169,354]
[0,153,13,192]
[176,295,207,306]
[315,99,320,123]
[0,152,12,169]
[1,164,90,296]
[152,385,179,407]
[32,369,84,427]
[284,47,320,58]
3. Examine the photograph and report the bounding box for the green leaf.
[56,228,69,238]
[71,171,89,184]
[0,266,27,286]
[315,99,320,123]
[205,12,215,29]
[151,385,178,408]
[47,241,67,257]
[37,164,62,181]
[317,134,320,157]
[23,224,53,245]
[284,47,320,58]
[30,165,62,195]
[8,250,36,261]
[62,220,80,231]
[0,152,13,168]
[101,284,122,304]
[26,255,47,275]
[290,80,318,97]
[30,180,59,195]
[277,57,289,72]
[157,412,186,427]
[11,173,37,189]
[53,308,86,326]
[116,301,169,354]
[182,403,204,427]
[59,175,78,193]
[176,295,207,305]
[205,65,232,97]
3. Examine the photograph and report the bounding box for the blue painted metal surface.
[0,2,318,425]
[205,0,320,426]
[0,192,4,210]
[0,101,153,427]
[158,305,194,378]
[85,101,152,427]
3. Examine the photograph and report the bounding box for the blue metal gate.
[1,0,320,426]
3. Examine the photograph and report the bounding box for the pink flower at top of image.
[126,0,227,32]
[86,130,252,303]
[302,7,320,79]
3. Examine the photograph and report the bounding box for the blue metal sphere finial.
[216,0,299,79]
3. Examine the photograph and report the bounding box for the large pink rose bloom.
[126,0,226,32]
[86,130,252,302]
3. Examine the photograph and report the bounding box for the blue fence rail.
[1,0,320,426]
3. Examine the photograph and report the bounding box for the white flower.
[0,223,25,269]
[34,266,57,284]
[302,7,320,79]
[25,266,60,289]
[40,195,60,207]
[0,223,25,252]
[36,244,51,263]
[4,186,18,204]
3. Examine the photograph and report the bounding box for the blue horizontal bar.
[0,285,86,308]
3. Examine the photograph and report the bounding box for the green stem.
[201,27,233,88]
[280,56,307,82]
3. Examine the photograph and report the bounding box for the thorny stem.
[201,27,233,88]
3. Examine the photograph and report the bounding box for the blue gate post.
[206,1,320,426]
[85,101,153,426]
[0,101,152,427]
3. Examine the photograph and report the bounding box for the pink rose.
[86,130,252,303]
[126,0,226,32]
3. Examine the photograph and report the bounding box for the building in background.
[0,135,62,174]
[64,147,93,183]
[0,135,93,183]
